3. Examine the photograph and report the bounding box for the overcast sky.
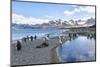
[12,1,95,25]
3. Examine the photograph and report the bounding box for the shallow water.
[12,29,66,40]
[58,36,95,63]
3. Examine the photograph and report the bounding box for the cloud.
[64,6,95,16]
[64,8,81,15]
[12,13,49,25]
[64,7,81,15]
[45,15,54,19]
[45,15,63,20]
[64,10,75,15]
[79,6,95,14]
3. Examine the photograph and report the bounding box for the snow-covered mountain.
[12,17,95,29]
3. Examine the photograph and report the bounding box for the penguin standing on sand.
[30,36,33,41]
[22,37,27,42]
[26,35,29,40]
[16,40,21,51]
[34,35,37,40]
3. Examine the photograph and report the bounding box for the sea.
[12,28,66,41]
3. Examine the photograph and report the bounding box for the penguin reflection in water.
[16,40,21,51]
